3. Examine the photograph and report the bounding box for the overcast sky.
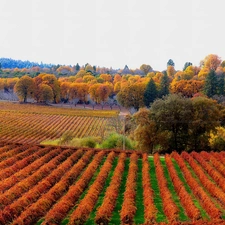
[0,0,224,71]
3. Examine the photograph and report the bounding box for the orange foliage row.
[69,151,116,225]
[120,153,139,224]
[0,149,84,224]
[10,150,95,225]
[0,143,17,156]
[0,110,109,144]
[0,144,28,162]
[172,152,221,219]
[43,150,106,225]
[0,141,225,224]
[0,148,72,209]
[201,151,225,178]
[154,153,179,223]
[0,146,56,194]
[142,153,157,223]
[95,152,126,225]
[0,146,46,181]
[188,152,225,204]
[0,101,118,117]
[165,154,201,220]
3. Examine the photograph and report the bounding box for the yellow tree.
[203,54,221,71]
[60,81,71,101]
[85,64,94,72]
[117,82,146,111]
[33,74,45,103]
[75,69,87,79]
[98,84,112,108]
[39,84,54,103]
[113,74,122,84]
[198,67,210,80]
[75,77,84,83]
[14,75,35,102]
[100,74,112,82]
[184,65,195,79]
[153,72,164,84]
[167,65,176,77]
[128,75,141,84]
[114,81,121,94]
[42,74,60,103]
[170,80,204,97]
[83,75,96,83]
[69,83,80,105]
[174,71,185,81]
[6,78,19,91]
[89,83,101,103]
[146,71,155,78]
[0,78,5,90]
[77,83,89,103]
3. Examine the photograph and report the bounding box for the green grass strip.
[60,156,107,225]
[85,157,118,224]
[134,158,144,224]
[110,157,129,224]
[172,158,209,220]
[148,157,167,223]
[160,158,188,222]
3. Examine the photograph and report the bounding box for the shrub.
[80,137,97,148]
[100,132,134,150]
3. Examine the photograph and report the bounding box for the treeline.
[0,58,54,69]
[1,54,225,109]
[1,54,225,152]
[0,58,143,78]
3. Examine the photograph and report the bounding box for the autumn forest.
[0,54,225,153]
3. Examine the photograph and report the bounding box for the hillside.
[0,102,119,145]
[1,102,225,224]
[0,141,225,224]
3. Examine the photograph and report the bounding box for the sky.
[0,0,224,71]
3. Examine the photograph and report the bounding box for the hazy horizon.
[0,0,224,71]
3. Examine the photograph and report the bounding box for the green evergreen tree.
[217,73,225,96]
[144,78,158,107]
[204,70,218,97]
[159,73,169,97]
[167,59,175,67]
[183,62,192,71]
[75,63,80,71]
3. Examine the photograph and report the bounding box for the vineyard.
[0,102,118,144]
[0,141,225,224]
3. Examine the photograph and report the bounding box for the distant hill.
[0,57,56,69]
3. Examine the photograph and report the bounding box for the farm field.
[0,141,225,224]
[0,102,118,144]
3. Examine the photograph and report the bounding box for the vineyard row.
[0,142,225,224]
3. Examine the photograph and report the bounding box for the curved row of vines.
[0,102,117,144]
